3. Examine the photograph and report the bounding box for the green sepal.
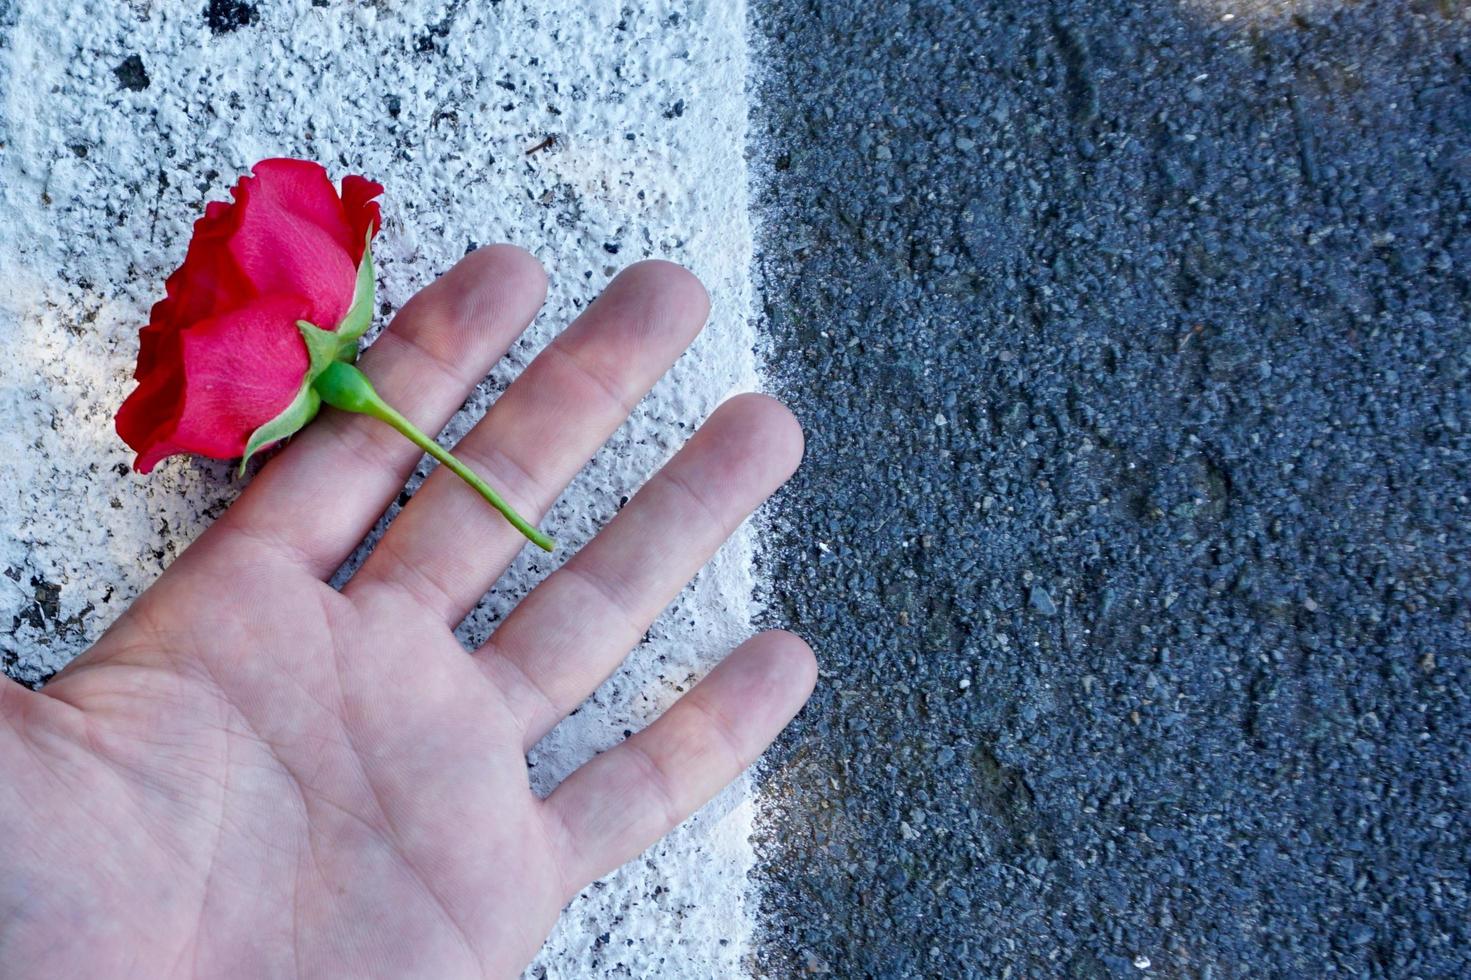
[296,320,345,374]
[334,232,377,348]
[237,385,322,475]
[237,240,376,474]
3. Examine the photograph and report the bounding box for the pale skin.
[0,250,816,978]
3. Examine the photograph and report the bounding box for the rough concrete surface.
[1,1,764,976]
[752,0,1469,977]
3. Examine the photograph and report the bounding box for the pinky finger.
[543,631,817,894]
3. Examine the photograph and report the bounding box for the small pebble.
[1029,584,1058,616]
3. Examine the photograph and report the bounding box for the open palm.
[0,250,814,978]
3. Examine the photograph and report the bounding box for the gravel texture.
[751,1,1470,976]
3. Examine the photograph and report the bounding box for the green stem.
[313,360,555,553]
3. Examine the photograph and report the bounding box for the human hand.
[0,249,815,978]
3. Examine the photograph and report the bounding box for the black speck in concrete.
[113,55,149,91]
[414,0,463,54]
[204,0,258,35]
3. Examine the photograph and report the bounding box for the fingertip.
[391,244,547,366]
[721,393,805,480]
[606,260,710,344]
[473,243,547,289]
[701,393,805,491]
[752,629,819,704]
[624,258,710,315]
[462,243,549,317]
[715,630,818,732]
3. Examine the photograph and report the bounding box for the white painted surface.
[0,1,760,975]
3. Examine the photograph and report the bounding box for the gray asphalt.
[750,1,1470,977]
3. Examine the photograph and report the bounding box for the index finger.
[202,245,548,577]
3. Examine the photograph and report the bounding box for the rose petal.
[227,159,359,330]
[116,328,186,469]
[340,174,385,262]
[147,198,253,339]
[121,293,312,472]
[250,159,359,250]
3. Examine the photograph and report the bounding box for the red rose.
[115,158,553,551]
[116,158,383,472]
